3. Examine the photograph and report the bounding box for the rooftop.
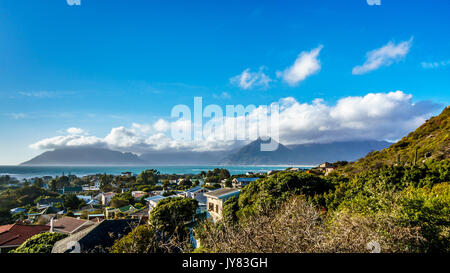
[185,186,205,193]
[52,219,138,253]
[234,177,259,182]
[38,198,64,205]
[204,188,241,199]
[0,224,14,234]
[144,195,166,203]
[0,224,50,247]
[49,216,93,234]
[102,192,116,197]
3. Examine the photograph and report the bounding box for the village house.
[178,186,210,200]
[49,216,95,235]
[0,224,50,253]
[52,219,138,253]
[131,191,147,199]
[100,192,117,206]
[9,207,26,215]
[204,188,241,222]
[145,195,167,211]
[87,214,106,222]
[36,198,64,210]
[82,181,100,191]
[317,162,336,175]
[177,186,211,213]
[76,195,93,203]
[129,207,149,223]
[58,186,83,195]
[105,205,137,219]
[121,171,133,177]
[232,177,259,188]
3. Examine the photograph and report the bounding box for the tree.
[99,173,114,191]
[0,208,11,225]
[136,169,159,185]
[64,194,82,210]
[110,192,134,208]
[110,225,164,253]
[162,179,170,190]
[33,177,44,188]
[110,198,129,209]
[222,196,239,224]
[224,179,232,188]
[205,168,230,184]
[48,176,70,192]
[178,179,193,189]
[150,197,198,236]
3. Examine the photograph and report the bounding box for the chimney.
[50,217,55,233]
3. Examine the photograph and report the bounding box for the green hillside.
[341,106,450,175]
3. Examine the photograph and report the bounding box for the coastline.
[0,164,313,180]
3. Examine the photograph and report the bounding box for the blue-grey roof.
[234,177,259,182]
[10,207,26,214]
[144,195,166,203]
[204,188,241,199]
[185,186,203,193]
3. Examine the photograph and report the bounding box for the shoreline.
[0,165,314,180]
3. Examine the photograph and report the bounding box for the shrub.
[12,232,68,253]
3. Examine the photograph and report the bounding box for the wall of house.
[206,197,223,222]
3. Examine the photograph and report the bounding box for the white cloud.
[67,127,86,135]
[104,126,143,149]
[6,113,27,119]
[30,135,105,150]
[352,38,413,75]
[30,91,440,153]
[276,45,323,86]
[132,123,152,134]
[153,119,170,132]
[421,60,450,69]
[230,67,273,90]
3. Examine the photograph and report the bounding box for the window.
[208,203,214,211]
[215,204,219,213]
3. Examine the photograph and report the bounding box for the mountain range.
[20,139,391,166]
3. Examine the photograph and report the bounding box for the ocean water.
[0,165,312,180]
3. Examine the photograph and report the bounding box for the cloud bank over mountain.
[30,91,442,154]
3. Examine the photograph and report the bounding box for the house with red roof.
[0,224,49,253]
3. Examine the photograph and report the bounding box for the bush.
[12,232,68,253]
[110,225,164,253]
[196,196,423,253]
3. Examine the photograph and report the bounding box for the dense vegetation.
[111,197,198,253]
[0,185,58,224]
[340,106,449,175]
[196,161,449,253]
[196,107,450,253]
[11,232,68,253]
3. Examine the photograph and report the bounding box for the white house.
[144,195,167,211]
[204,188,241,222]
[100,192,117,206]
[76,195,92,203]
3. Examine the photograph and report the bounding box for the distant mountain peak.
[20,147,144,166]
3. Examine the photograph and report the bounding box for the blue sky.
[0,0,449,164]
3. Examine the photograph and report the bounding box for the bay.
[0,165,313,180]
